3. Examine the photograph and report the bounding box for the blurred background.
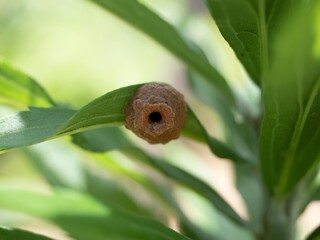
[0,0,319,239]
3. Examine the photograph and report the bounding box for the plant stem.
[259,196,296,240]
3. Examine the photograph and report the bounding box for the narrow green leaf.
[56,84,142,136]
[0,78,248,229]
[0,188,107,217]
[260,2,320,195]
[73,128,249,229]
[0,59,54,107]
[0,87,248,229]
[73,108,248,163]
[73,127,133,152]
[25,145,148,216]
[24,145,86,190]
[187,72,258,162]
[0,226,53,240]
[0,107,75,150]
[56,216,191,240]
[0,83,246,164]
[179,221,218,240]
[205,0,267,84]
[306,225,320,240]
[184,108,251,163]
[0,85,141,151]
[0,188,191,240]
[87,0,234,104]
[94,154,216,240]
[131,150,250,229]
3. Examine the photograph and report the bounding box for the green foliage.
[205,0,266,84]
[0,226,53,240]
[0,0,319,239]
[0,90,244,164]
[74,127,248,227]
[88,0,235,106]
[0,59,54,107]
[0,188,190,240]
[260,3,320,195]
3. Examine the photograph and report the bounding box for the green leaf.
[25,144,148,216]
[24,145,86,190]
[260,3,320,195]
[306,225,320,240]
[0,188,191,240]
[0,83,247,229]
[205,0,309,85]
[56,84,142,136]
[187,71,258,162]
[87,0,234,105]
[0,107,75,150]
[0,83,246,164]
[28,143,201,235]
[265,0,304,41]
[0,226,53,240]
[0,85,141,151]
[94,153,216,240]
[131,150,250,229]
[56,215,191,240]
[73,128,249,229]
[205,0,267,84]
[73,127,134,152]
[73,108,248,163]
[184,108,251,163]
[0,188,107,217]
[0,59,54,107]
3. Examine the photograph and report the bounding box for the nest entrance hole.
[149,112,162,123]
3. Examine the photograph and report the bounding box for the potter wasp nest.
[124,83,187,144]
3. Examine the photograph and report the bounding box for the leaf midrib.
[278,76,320,194]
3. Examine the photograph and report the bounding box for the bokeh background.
[0,0,319,239]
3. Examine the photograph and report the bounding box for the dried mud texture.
[124,83,187,144]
